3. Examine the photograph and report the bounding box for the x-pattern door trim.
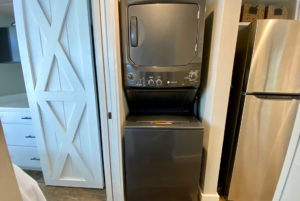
[38,100,93,180]
[27,0,92,181]
[29,0,84,92]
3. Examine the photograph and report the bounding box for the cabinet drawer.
[3,124,36,147]
[0,112,32,124]
[8,146,41,170]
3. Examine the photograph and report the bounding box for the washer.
[124,115,204,201]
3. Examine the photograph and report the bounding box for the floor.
[218,187,226,201]
[25,170,225,201]
[24,170,106,201]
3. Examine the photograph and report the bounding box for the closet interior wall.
[197,0,241,200]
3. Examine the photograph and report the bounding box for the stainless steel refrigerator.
[219,20,300,201]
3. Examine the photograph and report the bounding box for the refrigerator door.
[245,20,300,94]
[128,4,199,66]
[228,95,300,201]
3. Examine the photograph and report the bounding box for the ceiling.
[0,0,14,18]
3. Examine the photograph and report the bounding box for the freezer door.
[228,95,300,201]
[128,4,199,66]
[245,20,300,94]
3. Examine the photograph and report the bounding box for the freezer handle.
[130,16,138,47]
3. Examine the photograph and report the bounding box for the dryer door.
[128,4,199,66]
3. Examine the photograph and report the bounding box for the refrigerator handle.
[253,94,300,100]
[130,16,138,47]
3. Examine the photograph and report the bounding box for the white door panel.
[14,0,103,188]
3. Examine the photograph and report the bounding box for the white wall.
[279,124,300,201]
[273,104,300,201]
[198,0,241,200]
[0,63,26,97]
[0,15,26,97]
[0,14,13,26]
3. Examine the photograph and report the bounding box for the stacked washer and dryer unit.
[120,0,206,200]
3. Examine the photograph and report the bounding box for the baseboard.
[199,187,220,201]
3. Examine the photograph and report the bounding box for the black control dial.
[156,79,162,86]
[148,79,154,86]
[127,73,134,80]
[189,72,198,80]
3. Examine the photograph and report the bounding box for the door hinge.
[197,10,200,19]
[108,112,112,119]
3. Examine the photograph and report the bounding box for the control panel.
[125,65,201,88]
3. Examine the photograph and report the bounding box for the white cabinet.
[14,0,104,188]
[0,94,40,171]
[3,124,36,147]
[8,146,41,170]
[0,111,32,124]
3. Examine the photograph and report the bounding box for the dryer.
[120,0,206,115]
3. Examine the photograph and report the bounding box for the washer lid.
[125,116,204,130]
[136,115,190,124]
[128,3,199,66]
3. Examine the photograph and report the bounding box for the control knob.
[189,72,198,81]
[156,79,162,86]
[148,79,154,86]
[127,73,134,80]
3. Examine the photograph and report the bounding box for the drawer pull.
[22,117,32,120]
[30,157,40,161]
[25,135,35,138]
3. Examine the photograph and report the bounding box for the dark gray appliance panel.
[128,4,199,66]
[125,63,201,88]
[125,128,203,201]
[126,88,198,115]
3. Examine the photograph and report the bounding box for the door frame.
[91,0,125,201]
[92,0,300,201]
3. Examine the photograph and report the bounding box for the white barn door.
[14,0,104,188]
